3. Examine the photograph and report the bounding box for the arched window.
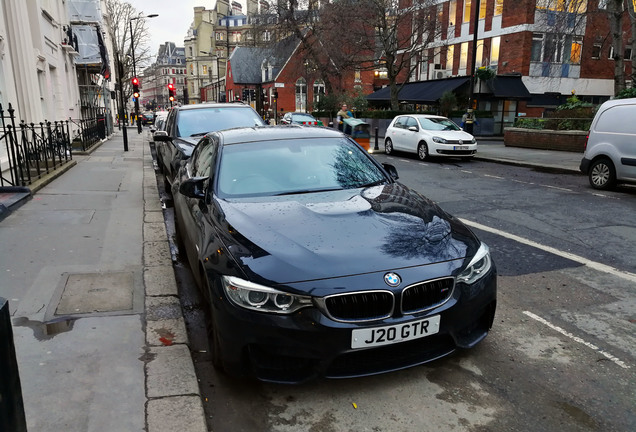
[313,79,325,105]
[295,77,307,112]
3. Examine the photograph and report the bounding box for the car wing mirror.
[408,126,418,132]
[179,176,207,199]
[382,163,399,180]
[153,131,170,141]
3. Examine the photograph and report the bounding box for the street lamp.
[130,13,158,134]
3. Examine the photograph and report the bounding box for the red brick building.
[371,0,634,133]
[224,33,376,122]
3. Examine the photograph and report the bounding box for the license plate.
[351,316,440,349]
[454,145,469,150]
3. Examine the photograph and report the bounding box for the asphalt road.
[155,151,636,432]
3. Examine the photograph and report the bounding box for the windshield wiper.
[275,187,343,196]
[360,179,387,188]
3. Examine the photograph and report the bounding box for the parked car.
[172,125,497,383]
[579,98,636,190]
[141,112,155,125]
[280,112,322,126]
[150,111,169,142]
[385,114,477,160]
[154,103,265,187]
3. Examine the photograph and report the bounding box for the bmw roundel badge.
[384,272,401,287]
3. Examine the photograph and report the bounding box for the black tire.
[384,138,393,155]
[589,158,616,190]
[417,142,429,161]
[203,277,225,372]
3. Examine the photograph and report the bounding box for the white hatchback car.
[384,114,477,160]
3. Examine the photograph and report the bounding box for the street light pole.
[129,13,158,134]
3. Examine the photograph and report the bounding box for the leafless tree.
[268,0,440,110]
[104,0,154,100]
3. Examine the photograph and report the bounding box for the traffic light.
[132,77,140,99]
[273,90,278,100]
[168,83,175,102]
[242,89,248,101]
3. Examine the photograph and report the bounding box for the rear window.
[176,107,265,137]
[595,105,636,134]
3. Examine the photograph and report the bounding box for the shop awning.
[487,75,531,99]
[367,77,470,104]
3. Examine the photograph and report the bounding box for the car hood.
[423,130,474,140]
[216,183,480,285]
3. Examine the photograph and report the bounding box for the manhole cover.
[55,272,135,315]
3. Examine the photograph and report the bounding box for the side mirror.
[153,131,169,141]
[408,126,418,132]
[179,176,207,199]
[382,163,399,180]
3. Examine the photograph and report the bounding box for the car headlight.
[221,276,313,314]
[457,243,492,284]
[471,138,476,144]
[432,136,448,144]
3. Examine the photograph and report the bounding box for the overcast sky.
[127,0,220,56]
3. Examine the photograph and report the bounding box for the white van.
[580,98,636,189]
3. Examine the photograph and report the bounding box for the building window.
[591,43,602,59]
[446,45,455,70]
[570,37,582,63]
[491,36,500,69]
[354,69,361,83]
[531,33,543,62]
[460,42,468,70]
[463,0,471,24]
[202,65,208,75]
[313,80,325,104]
[449,0,456,26]
[495,0,504,15]
[295,77,307,112]
[480,0,487,19]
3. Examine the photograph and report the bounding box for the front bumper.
[210,267,497,384]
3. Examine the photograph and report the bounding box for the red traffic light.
[132,77,139,85]
[167,83,174,90]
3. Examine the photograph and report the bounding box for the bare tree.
[104,0,154,101]
[269,0,440,110]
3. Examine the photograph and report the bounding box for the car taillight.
[584,131,589,151]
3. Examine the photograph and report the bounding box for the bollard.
[374,127,379,151]
[0,298,28,432]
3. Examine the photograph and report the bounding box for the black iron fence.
[0,103,74,187]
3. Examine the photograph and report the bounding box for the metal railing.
[1,103,73,187]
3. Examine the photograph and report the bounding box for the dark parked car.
[154,103,265,188]
[172,125,497,383]
[141,112,155,125]
[280,112,322,126]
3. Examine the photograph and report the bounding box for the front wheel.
[417,142,429,161]
[204,277,226,372]
[589,158,616,190]
[384,138,393,155]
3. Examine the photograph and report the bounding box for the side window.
[193,137,217,178]
[406,117,418,130]
[394,117,404,128]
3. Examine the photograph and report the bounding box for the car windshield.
[176,107,265,137]
[418,117,460,131]
[216,137,387,197]
[291,114,317,122]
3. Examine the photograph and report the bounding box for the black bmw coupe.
[172,125,497,383]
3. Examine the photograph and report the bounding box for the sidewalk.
[0,132,585,431]
[0,130,206,432]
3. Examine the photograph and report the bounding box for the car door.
[177,136,217,272]
[388,116,406,150]
[402,116,421,154]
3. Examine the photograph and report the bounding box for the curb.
[141,136,207,432]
